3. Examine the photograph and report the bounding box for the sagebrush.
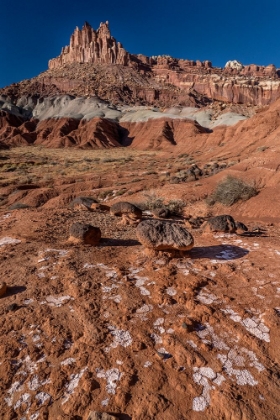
[207,176,258,206]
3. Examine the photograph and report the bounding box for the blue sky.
[1,0,280,88]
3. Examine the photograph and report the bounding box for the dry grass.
[0,147,161,187]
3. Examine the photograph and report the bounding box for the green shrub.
[207,175,258,206]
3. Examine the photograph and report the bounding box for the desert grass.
[0,147,164,188]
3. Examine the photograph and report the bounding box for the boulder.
[69,223,101,245]
[70,196,98,211]
[203,215,236,233]
[136,220,194,254]
[0,282,7,297]
[110,201,142,225]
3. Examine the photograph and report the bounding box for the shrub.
[169,177,180,184]
[141,192,164,210]
[98,190,114,200]
[139,192,186,215]
[115,188,127,196]
[166,199,186,215]
[207,175,258,206]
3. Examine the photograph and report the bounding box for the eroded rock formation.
[49,22,130,69]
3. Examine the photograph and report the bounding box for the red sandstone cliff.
[49,22,130,68]
[42,22,280,107]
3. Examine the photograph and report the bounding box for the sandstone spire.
[48,21,130,69]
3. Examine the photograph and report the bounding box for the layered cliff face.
[43,21,280,107]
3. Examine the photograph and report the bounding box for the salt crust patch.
[193,321,265,411]
[23,299,34,305]
[0,213,11,221]
[40,295,73,307]
[153,318,165,334]
[30,412,40,420]
[166,287,177,296]
[192,367,225,412]
[62,367,87,404]
[150,333,163,344]
[0,237,21,247]
[38,248,68,262]
[197,324,229,350]
[96,368,123,396]
[136,304,153,314]
[135,304,153,321]
[144,361,152,368]
[252,287,265,299]
[197,288,222,305]
[5,355,47,408]
[85,263,122,303]
[105,325,132,352]
[222,307,270,342]
[28,375,50,391]
[61,358,75,366]
[217,354,258,386]
[128,267,151,296]
[187,340,198,349]
[35,392,51,405]
[14,392,31,410]
[157,347,171,356]
[101,397,110,406]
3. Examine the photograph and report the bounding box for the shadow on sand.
[189,244,249,260]
[2,285,27,298]
[100,238,140,247]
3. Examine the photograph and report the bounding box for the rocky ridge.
[2,21,280,109]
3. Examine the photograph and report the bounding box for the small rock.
[0,282,7,298]
[203,215,236,233]
[110,201,142,225]
[69,223,101,245]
